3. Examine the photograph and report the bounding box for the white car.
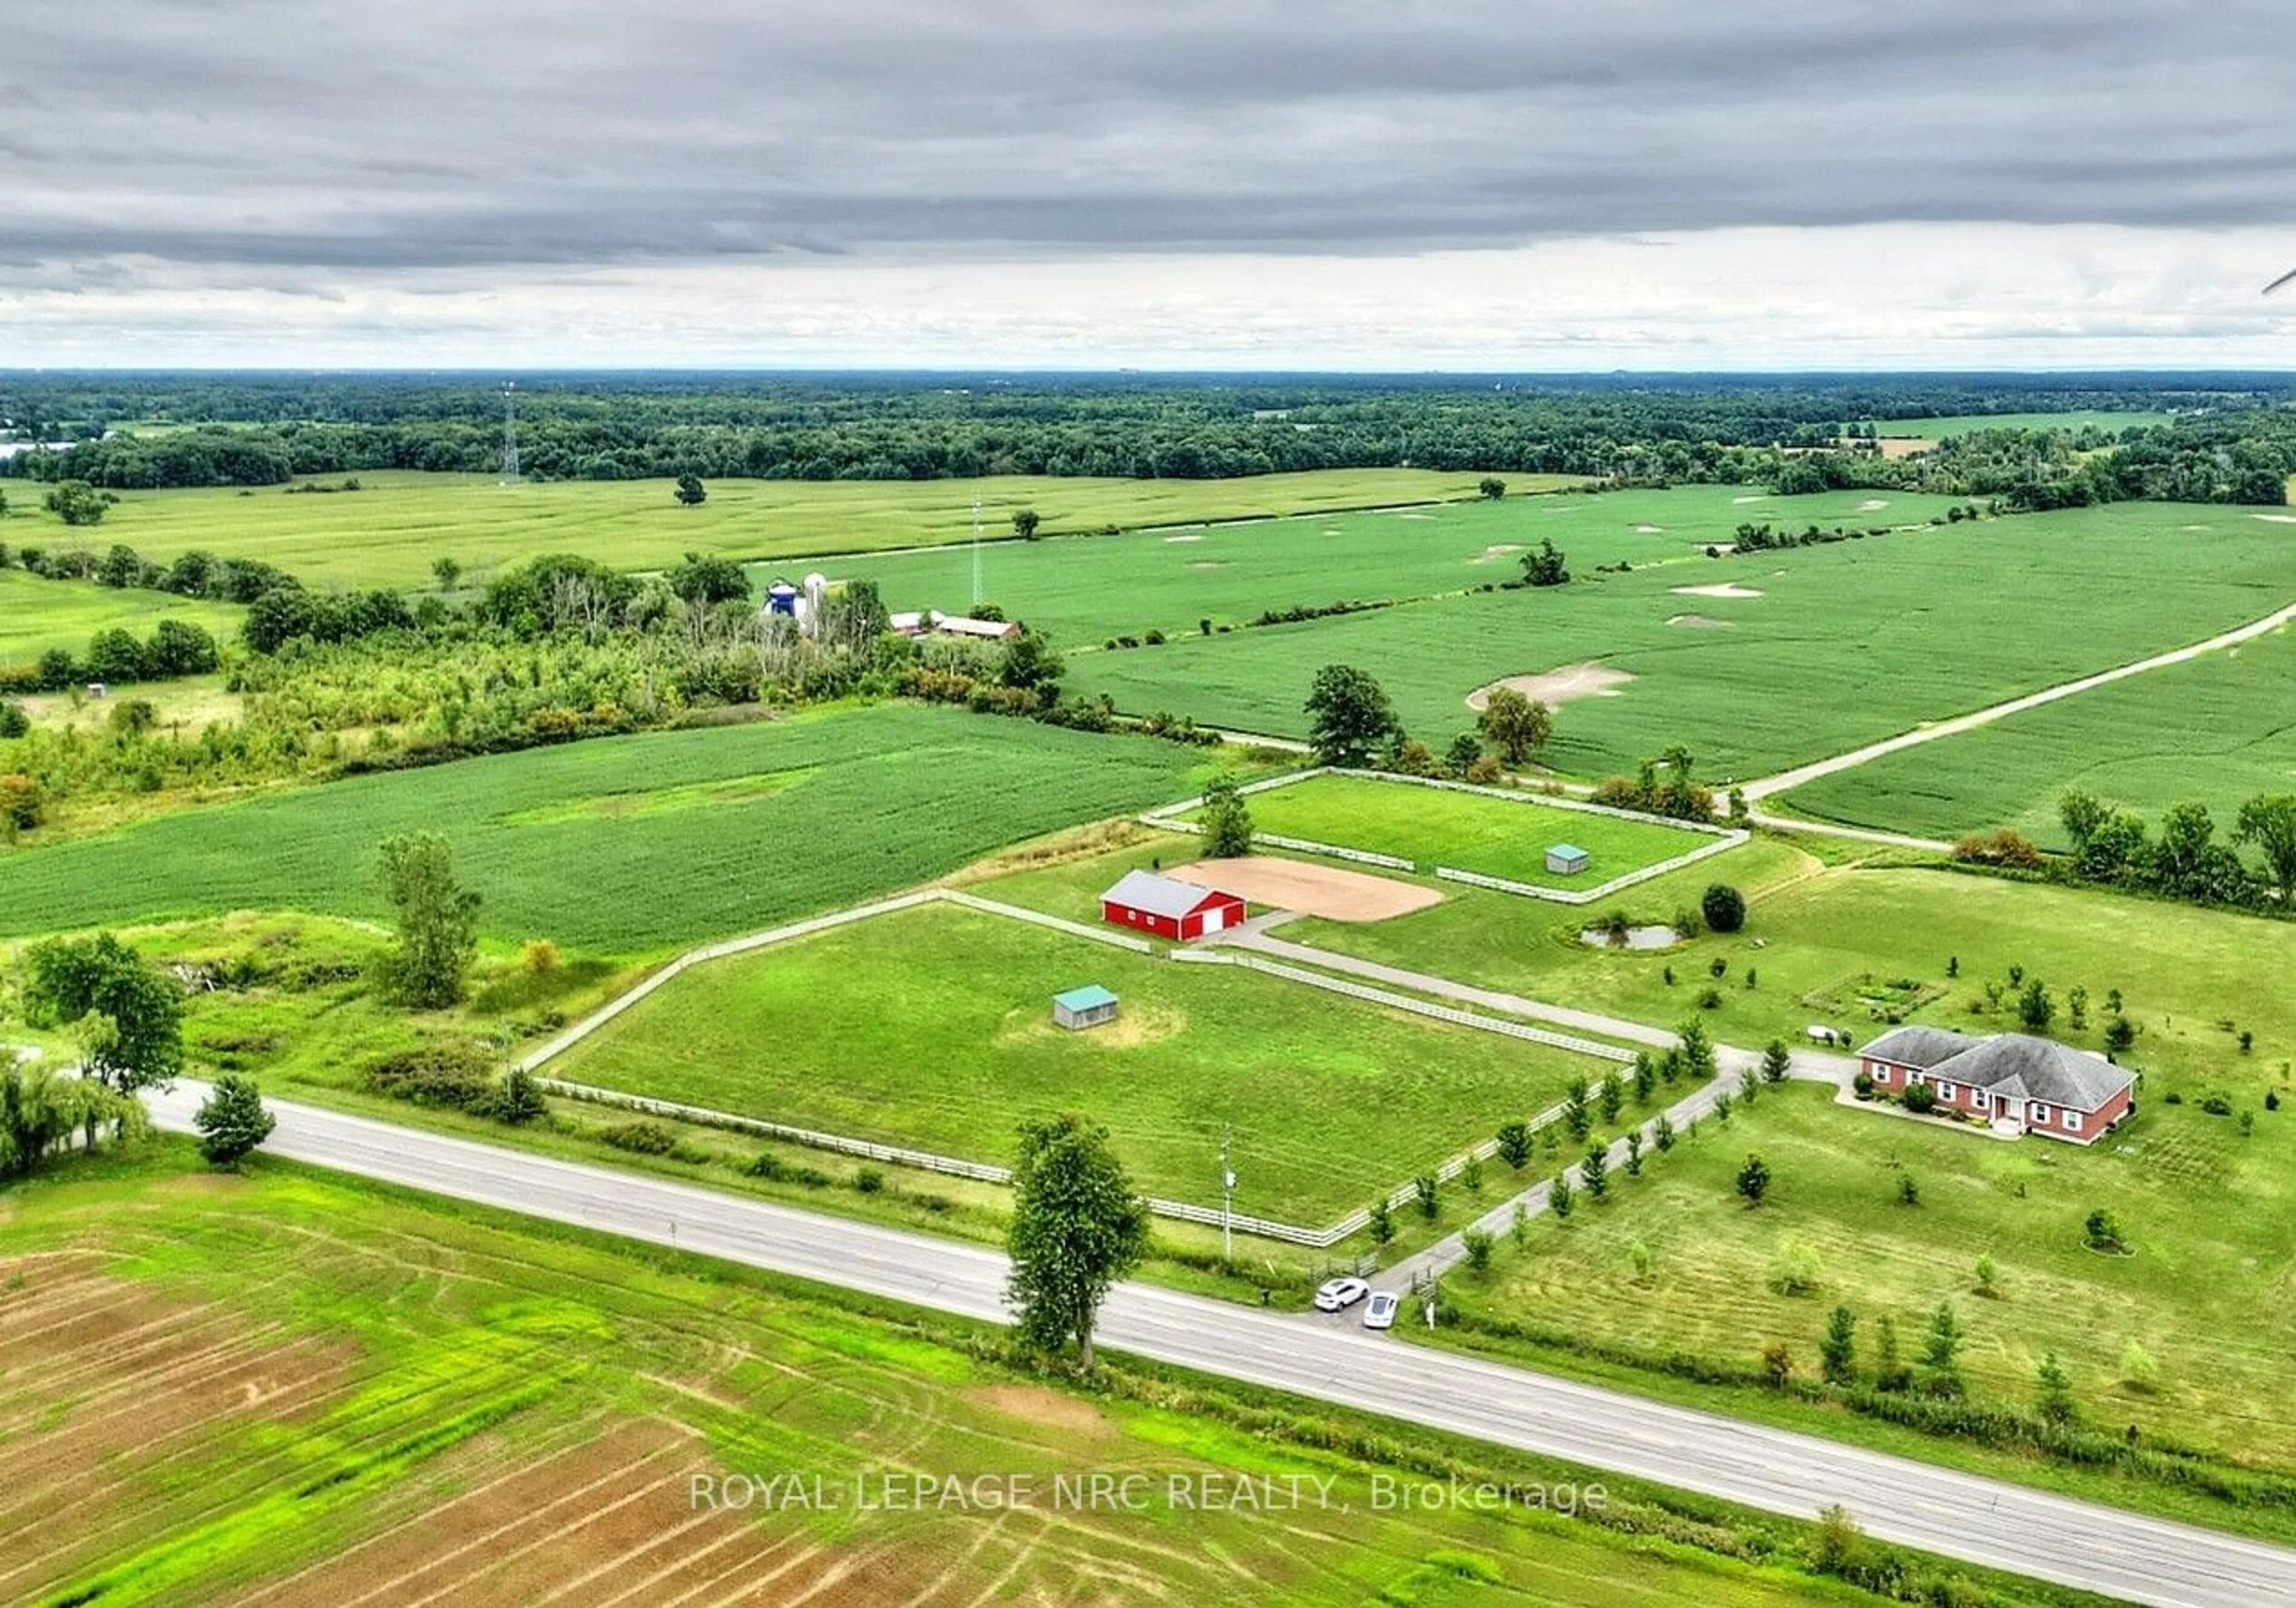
[1361,1290,1400,1330]
[1312,1276,1370,1313]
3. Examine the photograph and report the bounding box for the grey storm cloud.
[3,0,2289,273]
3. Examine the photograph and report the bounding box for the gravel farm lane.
[146,1083,2296,1608]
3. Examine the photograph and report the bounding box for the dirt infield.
[1167,858,1441,923]
[1465,661,1632,712]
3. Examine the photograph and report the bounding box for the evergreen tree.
[1819,1305,1858,1385]
[1196,773,1255,859]
[193,1074,275,1169]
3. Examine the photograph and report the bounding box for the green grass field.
[1784,621,2296,845]
[548,899,1587,1221]
[4,468,1547,591]
[1277,834,2296,1087]
[0,569,243,663]
[0,704,1238,951]
[1867,411,2178,439]
[814,483,1968,643]
[1186,771,1726,889]
[0,1149,1854,1607]
[1064,501,2296,779]
[1445,1081,2296,1471]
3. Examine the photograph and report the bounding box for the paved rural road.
[1738,597,2296,806]
[147,1085,2296,1608]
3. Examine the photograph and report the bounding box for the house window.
[2063,1108,2080,1131]
[1937,1081,1956,1103]
[2032,1103,2051,1124]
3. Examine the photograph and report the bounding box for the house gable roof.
[1101,869,1234,921]
[1054,984,1118,1011]
[1930,1035,2133,1112]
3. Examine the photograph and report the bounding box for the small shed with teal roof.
[1052,984,1119,1032]
[1545,844,1590,876]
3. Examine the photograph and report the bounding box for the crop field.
[0,1154,1831,1607]
[1443,1081,2296,1470]
[1867,411,2179,439]
[1182,771,1726,889]
[8,467,1538,591]
[814,483,1970,643]
[0,570,243,663]
[1277,835,2296,1087]
[0,704,1238,951]
[546,899,1586,1221]
[1784,623,2296,845]
[1064,502,2296,779]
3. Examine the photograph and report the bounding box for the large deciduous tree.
[666,551,748,606]
[2235,794,2296,905]
[673,473,707,506]
[1303,664,1399,767]
[23,932,184,1120]
[1476,686,1552,767]
[0,1063,149,1177]
[42,479,106,526]
[376,831,481,1008]
[1005,1113,1149,1368]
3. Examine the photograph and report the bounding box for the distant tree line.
[5,374,2289,509]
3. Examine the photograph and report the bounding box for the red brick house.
[1100,870,1247,941]
[1859,1026,2136,1144]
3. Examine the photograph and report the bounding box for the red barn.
[1100,870,1247,941]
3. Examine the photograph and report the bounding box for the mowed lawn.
[0,1157,1827,1608]
[17,468,1532,591]
[0,570,243,663]
[548,901,1584,1221]
[1066,501,2296,779]
[0,704,1234,951]
[1446,1082,2296,1469]
[820,483,1967,644]
[1190,771,1725,888]
[1785,620,2296,845]
[1283,838,2296,1087]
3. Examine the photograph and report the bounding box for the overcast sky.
[6,1,2291,368]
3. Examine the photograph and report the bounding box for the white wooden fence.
[515,875,1631,1248]
[1140,765,1749,905]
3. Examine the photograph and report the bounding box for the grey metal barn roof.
[1101,869,1233,920]
[1861,1027,2133,1112]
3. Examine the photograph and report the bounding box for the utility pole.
[970,491,983,608]
[1219,1125,1235,1266]
[500,382,520,483]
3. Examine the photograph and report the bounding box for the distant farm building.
[1052,984,1119,1032]
[885,609,1021,641]
[1859,1027,2136,1143]
[933,613,1021,641]
[1544,844,1590,876]
[1100,870,1247,941]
